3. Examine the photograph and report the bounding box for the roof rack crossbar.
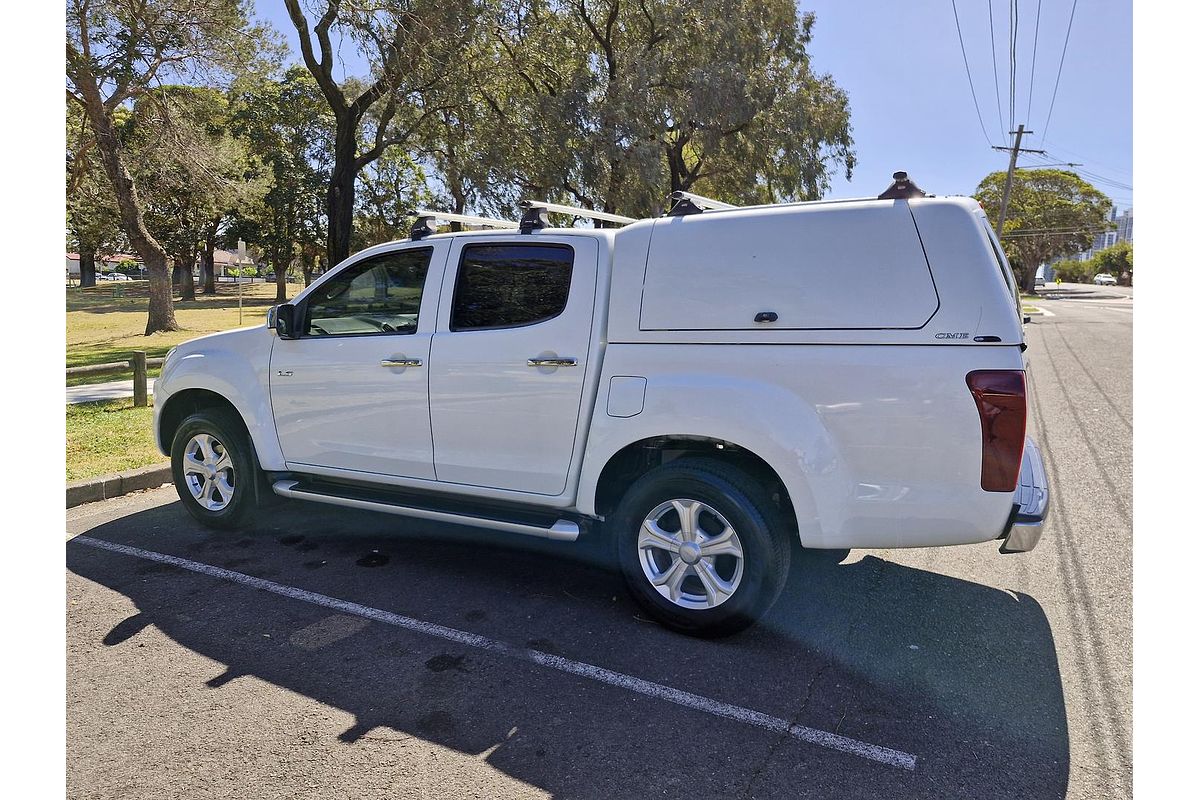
[667,190,738,216]
[410,209,518,240]
[520,200,637,227]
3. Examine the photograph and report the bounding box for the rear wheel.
[611,458,791,637]
[171,410,259,529]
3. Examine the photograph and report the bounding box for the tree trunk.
[326,117,359,269]
[450,178,466,232]
[196,252,209,292]
[73,46,177,333]
[178,252,197,301]
[201,221,218,294]
[1021,265,1038,294]
[301,248,315,287]
[276,212,293,303]
[79,247,97,288]
[275,260,289,303]
[327,170,355,269]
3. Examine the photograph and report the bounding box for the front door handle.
[380,358,422,368]
[527,357,578,367]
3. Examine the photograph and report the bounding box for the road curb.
[67,463,172,508]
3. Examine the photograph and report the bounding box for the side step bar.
[271,480,580,542]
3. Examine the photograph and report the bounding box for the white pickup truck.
[154,173,1048,636]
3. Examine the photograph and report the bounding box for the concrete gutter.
[67,463,171,508]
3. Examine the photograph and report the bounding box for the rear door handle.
[527,357,577,367]
[380,358,422,368]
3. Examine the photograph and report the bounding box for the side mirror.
[271,304,299,339]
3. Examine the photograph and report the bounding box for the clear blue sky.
[255,0,1132,210]
[802,1,1132,208]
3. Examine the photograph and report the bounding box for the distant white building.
[65,252,143,277]
[65,249,256,278]
[1081,207,1132,260]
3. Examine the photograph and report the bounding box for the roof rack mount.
[410,209,518,240]
[877,171,928,200]
[519,200,637,233]
[667,191,739,216]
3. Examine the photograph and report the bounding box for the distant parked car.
[1093,273,1117,286]
[1034,276,1045,288]
[103,272,132,281]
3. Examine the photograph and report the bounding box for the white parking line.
[74,534,917,771]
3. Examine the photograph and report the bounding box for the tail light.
[966,370,1027,492]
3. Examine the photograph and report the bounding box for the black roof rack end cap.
[878,170,928,200]
[667,195,703,216]
[410,216,437,240]
[519,203,549,233]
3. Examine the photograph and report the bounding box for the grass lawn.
[66,398,163,481]
[65,282,305,480]
[66,281,304,385]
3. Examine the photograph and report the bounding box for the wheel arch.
[588,435,813,545]
[153,328,285,470]
[156,388,251,455]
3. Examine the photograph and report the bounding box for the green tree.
[231,67,333,300]
[124,86,267,302]
[1091,241,1133,285]
[1050,259,1093,284]
[67,103,122,288]
[282,0,480,267]
[488,0,855,217]
[67,0,275,333]
[974,169,1113,291]
[354,148,435,249]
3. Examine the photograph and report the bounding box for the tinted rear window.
[450,244,574,331]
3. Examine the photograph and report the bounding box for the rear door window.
[450,244,574,331]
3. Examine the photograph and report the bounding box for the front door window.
[303,248,431,337]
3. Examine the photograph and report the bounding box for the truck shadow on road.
[67,500,1068,799]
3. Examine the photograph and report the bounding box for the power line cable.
[1039,136,1133,178]
[1025,0,1043,123]
[950,0,997,147]
[1022,150,1133,191]
[1041,0,1079,141]
[1075,170,1133,192]
[987,0,1007,141]
[1030,150,1133,191]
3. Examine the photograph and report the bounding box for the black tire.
[170,409,260,530]
[611,457,791,637]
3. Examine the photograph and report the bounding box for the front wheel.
[171,409,259,529]
[611,458,791,637]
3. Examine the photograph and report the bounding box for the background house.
[65,253,143,277]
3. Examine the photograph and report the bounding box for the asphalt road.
[66,295,1131,799]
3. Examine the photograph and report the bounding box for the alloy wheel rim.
[182,433,235,512]
[637,498,744,610]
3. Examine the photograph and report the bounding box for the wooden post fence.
[66,353,164,406]
[131,351,148,408]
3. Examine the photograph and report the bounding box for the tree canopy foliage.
[66,0,275,332]
[974,168,1113,291]
[1051,241,1134,285]
[68,0,860,330]
[1092,240,1133,279]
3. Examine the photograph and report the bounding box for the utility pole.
[991,124,1046,240]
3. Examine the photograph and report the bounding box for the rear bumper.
[999,437,1050,553]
